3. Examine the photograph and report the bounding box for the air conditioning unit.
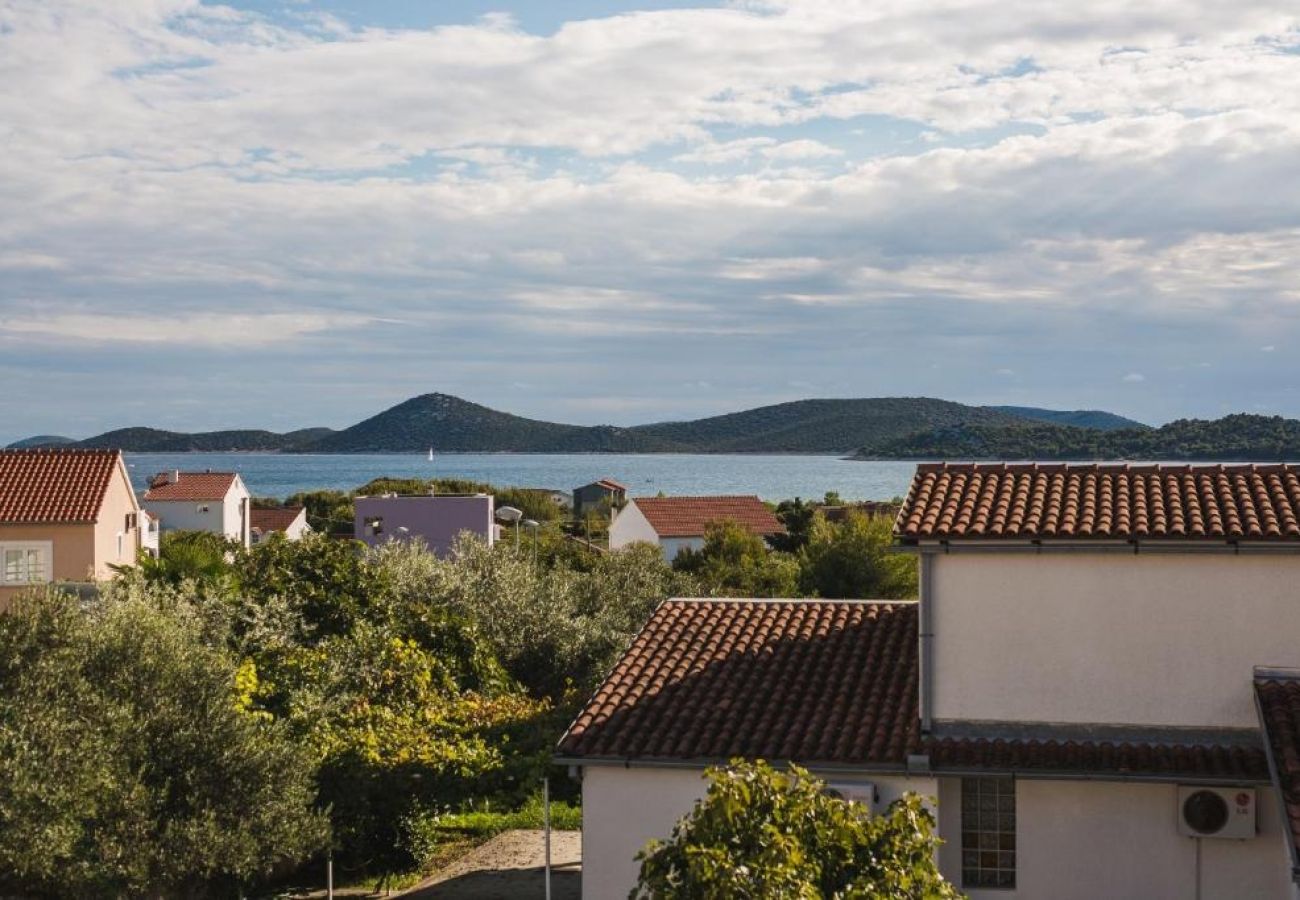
[823,781,878,813]
[1176,786,1256,839]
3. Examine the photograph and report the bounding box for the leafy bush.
[673,520,800,597]
[634,760,957,899]
[798,512,917,599]
[0,589,327,898]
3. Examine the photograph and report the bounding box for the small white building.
[141,470,252,548]
[608,495,783,561]
[560,463,1300,899]
[249,506,311,545]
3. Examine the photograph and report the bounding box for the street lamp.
[522,519,539,566]
[495,506,523,550]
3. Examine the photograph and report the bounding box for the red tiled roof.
[897,463,1300,541]
[556,599,919,764]
[250,506,305,533]
[632,495,784,538]
[929,736,1268,781]
[143,472,239,502]
[1255,672,1300,871]
[557,598,1268,783]
[0,449,122,523]
[596,478,627,491]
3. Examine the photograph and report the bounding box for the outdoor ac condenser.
[823,781,879,813]
[1176,786,1256,839]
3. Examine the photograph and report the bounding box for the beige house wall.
[92,458,143,577]
[928,551,1300,728]
[0,522,92,610]
[0,456,142,610]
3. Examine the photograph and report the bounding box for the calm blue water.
[123,453,919,502]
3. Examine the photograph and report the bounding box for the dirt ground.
[398,830,582,900]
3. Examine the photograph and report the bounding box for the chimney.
[171,469,180,484]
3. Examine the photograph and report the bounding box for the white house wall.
[579,765,937,900]
[928,552,1300,728]
[608,503,659,552]
[659,536,704,561]
[935,777,1292,900]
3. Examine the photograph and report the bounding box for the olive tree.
[0,590,327,898]
[634,759,958,900]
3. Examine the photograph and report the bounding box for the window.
[961,776,1015,889]
[196,504,210,513]
[364,516,384,536]
[1,542,51,585]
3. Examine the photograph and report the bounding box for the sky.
[2,1,1300,441]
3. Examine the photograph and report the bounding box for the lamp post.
[495,506,523,550]
[523,519,539,566]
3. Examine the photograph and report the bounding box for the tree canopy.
[634,759,958,899]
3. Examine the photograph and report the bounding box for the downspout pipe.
[919,550,935,735]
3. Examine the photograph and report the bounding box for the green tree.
[136,529,236,587]
[770,497,817,553]
[633,759,958,900]
[0,590,327,899]
[799,512,918,599]
[673,520,800,598]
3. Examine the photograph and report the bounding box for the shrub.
[634,759,957,899]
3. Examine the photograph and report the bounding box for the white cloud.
[1122,372,1147,382]
[2,1,1300,432]
[2,312,376,347]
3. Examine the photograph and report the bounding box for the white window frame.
[1,541,53,586]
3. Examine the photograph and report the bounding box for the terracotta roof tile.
[143,472,239,502]
[632,496,784,539]
[897,463,1300,541]
[1255,672,1300,869]
[596,478,627,491]
[556,599,918,764]
[0,449,122,523]
[250,506,305,533]
[557,598,1268,783]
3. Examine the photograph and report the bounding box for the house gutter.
[552,755,1270,786]
[1253,678,1300,886]
[900,540,1300,556]
[550,756,915,778]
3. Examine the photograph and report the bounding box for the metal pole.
[515,520,520,551]
[327,852,334,900]
[544,776,552,900]
[533,527,539,567]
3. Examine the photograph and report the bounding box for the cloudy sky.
[2,0,1299,441]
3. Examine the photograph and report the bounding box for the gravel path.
[399,830,581,900]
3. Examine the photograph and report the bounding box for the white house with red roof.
[142,470,251,547]
[249,506,311,545]
[608,494,783,561]
[0,449,144,608]
[560,463,1300,899]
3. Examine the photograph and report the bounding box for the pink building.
[353,493,496,557]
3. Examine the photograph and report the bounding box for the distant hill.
[986,406,1147,432]
[73,427,336,452]
[633,398,1025,453]
[309,393,679,453]
[5,435,76,449]
[23,393,1151,455]
[854,414,1300,460]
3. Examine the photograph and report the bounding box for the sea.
[123,453,920,502]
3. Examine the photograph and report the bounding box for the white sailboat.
[427,447,434,462]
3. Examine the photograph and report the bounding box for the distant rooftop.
[632,495,783,538]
